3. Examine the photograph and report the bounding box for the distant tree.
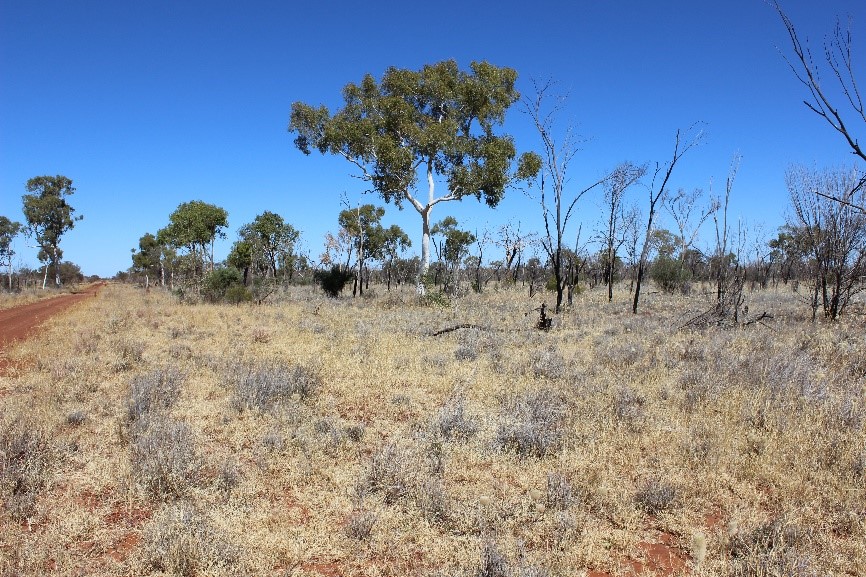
[131,232,163,289]
[289,60,539,291]
[158,201,228,280]
[664,187,718,282]
[227,239,253,285]
[632,127,703,314]
[338,204,385,296]
[22,175,82,288]
[768,224,809,284]
[241,211,300,280]
[599,162,645,302]
[430,217,476,293]
[774,2,866,205]
[0,216,22,290]
[379,224,411,291]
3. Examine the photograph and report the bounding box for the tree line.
[2,3,863,320]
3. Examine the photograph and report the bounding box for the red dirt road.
[0,283,104,350]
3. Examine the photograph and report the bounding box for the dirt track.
[0,283,104,350]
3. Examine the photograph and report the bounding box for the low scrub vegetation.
[0,281,863,576]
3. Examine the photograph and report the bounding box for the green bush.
[650,256,691,294]
[202,267,244,303]
[314,266,354,298]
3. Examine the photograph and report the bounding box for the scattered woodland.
[1,3,865,576]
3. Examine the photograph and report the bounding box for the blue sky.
[1,0,863,278]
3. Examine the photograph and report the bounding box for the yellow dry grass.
[1,282,863,576]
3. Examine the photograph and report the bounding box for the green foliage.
[314,265,354,298]
[651,255,691,294]
[21,175,82,286]
[225,284,252,305]
[158,201,228,275]
[202,267,244,303]
[237,211,300,279]
[289,60,539,271]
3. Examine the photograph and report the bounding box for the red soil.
[0,283,104,374]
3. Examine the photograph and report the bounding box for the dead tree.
[774,1,866,206]
[632,126,703,314]
[523,81,607,313]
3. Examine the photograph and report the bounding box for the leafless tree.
[600,162,646,302]
[496,221,533,284]
[665,187,719,284]
[774,1,866,208]
[711,155,743,310]
[787,164,866,320]
[632,126,704,314]
[523,81,607,312]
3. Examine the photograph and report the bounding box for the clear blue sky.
[1,0,863,278]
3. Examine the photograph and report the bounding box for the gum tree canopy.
[22,175,82,288]
[289,60,540,287]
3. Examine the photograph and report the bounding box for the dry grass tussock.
[0,281,864,576]
[0,286,77,310]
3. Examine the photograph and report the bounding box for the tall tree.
[600,162,646,302]
[22,175,83,288]
[240,211,300,279]
[158,200,228,279]
[430,216,475,293]
[774,1,866,205]
[632,127,702,314]
[0,216,22,290]
[289,60,539,291]
[379,224,411,291]
[523,82,606,312]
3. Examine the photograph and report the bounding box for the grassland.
[1,282,864,576]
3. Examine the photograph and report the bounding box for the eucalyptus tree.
[379,224,411,291]
[131,232,163,289]
[289,60,540,291]
[158,200,228,279]
[22,175,83,288]
[430,216,475,293]
[337,204,385,296]
[0,216,22,290]
[240,211,300,280]
[787,164,866,320]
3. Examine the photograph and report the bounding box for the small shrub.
[345,510,376,541]
[225,284,252,305]
[131,416,200,500]
[357,443,411,504]
[476,541,509,577]
[0,421,54,520]
[634,478,677,515]
[494,388,568,458]
[728,518,818,577]
[126,368,184,428]
[143,501,239,576]
[546,471,574,510]
[612,385,646,430]
[230,360,320,412]
[436,397,478,442]
[66,410,87,426]
[528,346,567,381]
[202,267,244,303]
